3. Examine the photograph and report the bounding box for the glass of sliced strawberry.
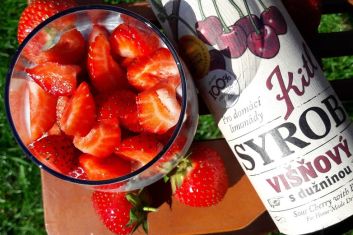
[5,5,198,192]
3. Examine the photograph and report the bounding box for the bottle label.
[149,0,353,234]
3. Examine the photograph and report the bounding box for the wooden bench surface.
[28,0,353,234]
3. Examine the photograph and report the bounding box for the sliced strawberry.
[28,81,57,142]
[87,34,127,93]
[37,29,86,65]
[115,134,163,165]
[97,89,142,132]
[73,119,121,158]
[22,31,53,63]
[79,154,131,180]
[88,25,110,44]
[9,79,31,145]
[56,96,69,125]
[28,135,79,174]
[67,166,88,180]
[127,48,180,91]
[110,23,160,59]
[136,83,181,134]
[47,123,62,135]
[26,62,80,96]
[59,82,96,136]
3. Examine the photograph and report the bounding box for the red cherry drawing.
[216,25,247,58]
[260,6,287,35]
[234,14,263,36]
[247,25,280,59]
[195,16,223,45]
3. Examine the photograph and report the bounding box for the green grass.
[319,13,353,80]
[0,1,353,235]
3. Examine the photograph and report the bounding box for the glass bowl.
[5,5,198,192]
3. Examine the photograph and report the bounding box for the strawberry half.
[26,62,80,96]
[87,33,127,93]
[127,48,180,91]
[17,0,77,44]
[73,119,121,158]
[56,96,69,125]
[110,23,160,60]
[136,83,181,134]
[29,135,78,174]
[37,29,86,65]
[171,145,229,207]
[59,82,96,137]
[79,153,131,181]
[97,89,142,132]
[115,134,163,165]
[88,25,110,44]
[28,81,57,142]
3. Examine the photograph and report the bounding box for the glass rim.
[5,4,188,186]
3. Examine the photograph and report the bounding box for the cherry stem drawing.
[229,0,244,18]
[212,0,230,33]
[242,0,260,34]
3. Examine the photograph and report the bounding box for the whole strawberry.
[92,191,153,235]
[17,0,77,43]
[171,145,229,207]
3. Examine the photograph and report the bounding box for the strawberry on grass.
[59,82,96,137]
[169,145,229,207]
[127,48,181,91]
[73,119,121,158]
[28,134,79,174]
[26,62,80,97]
[87,33,127,93]
[17,0,77,44]
[136,82,181,135]
[28,81,57,142]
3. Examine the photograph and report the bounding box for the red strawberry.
[97,89,142,132]
[56,96,69,125]
[17,0,77,44]
[88,25,110,44]
[171,145,229,207]
[127,48,180,91]
[136,83,181,134]
[92,191,150,235]
[28,81,57,142]
[87,33,127,93]
[37,29,86,65]
[47,123,62,136]
[28,135,78,174]
[26,62,80,96]
[22,31,53,63]
[9,79,31,145]
[73,119,121,158]
[67,166,88,180]
[59,82,96,137]
[79,154,131,181]
[115,134,163,165]
[110,23,160,59]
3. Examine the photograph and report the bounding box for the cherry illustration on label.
[247,24,280,59]
[216,25,247,58]
[195,16,223,46]
[234,14,263,37]
[260,6,287,35]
